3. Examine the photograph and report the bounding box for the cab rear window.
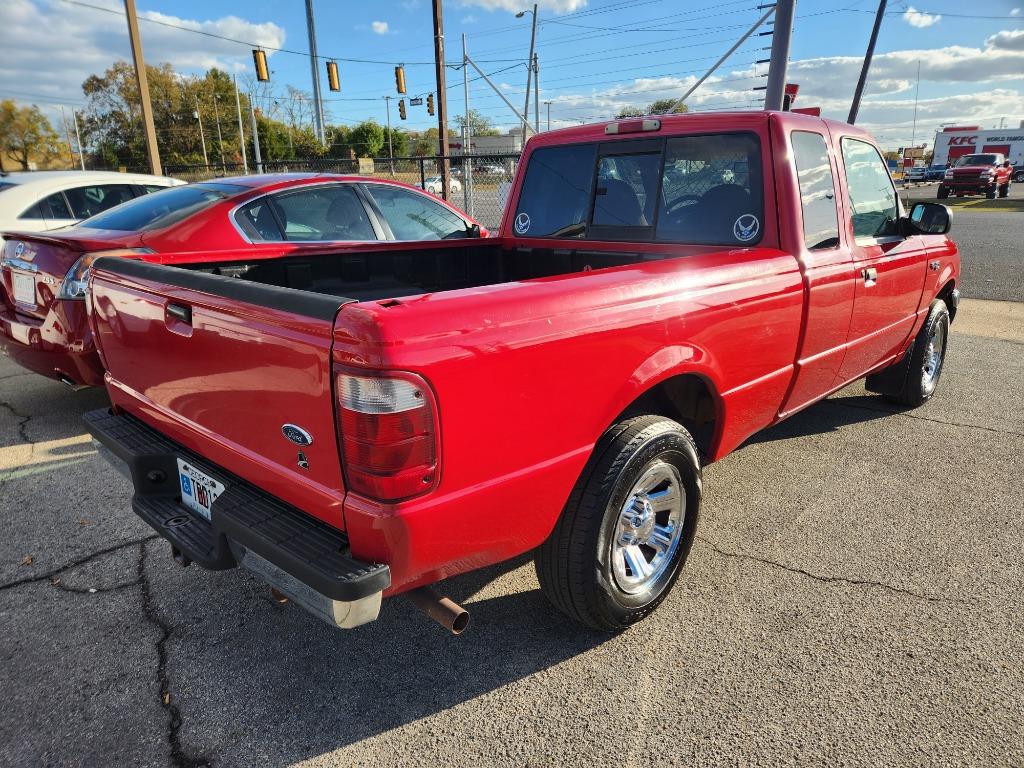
[512,132,764,246]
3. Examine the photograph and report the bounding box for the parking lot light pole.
[234,75,248,174]
[72,110,85,170]
[194,97,209,169]
[544,100,552,131]
[516,4,538,140]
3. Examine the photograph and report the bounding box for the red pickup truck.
[86,112,960,634]
[938,153,1013,199]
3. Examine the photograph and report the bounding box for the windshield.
[954,154,998,167]
[77,182,245,231]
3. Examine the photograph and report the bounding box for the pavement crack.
[698,536,961,604]
[0,399,33,444]
[829,400,1024,437]
[138,542,211,768]
[0,535,157,592]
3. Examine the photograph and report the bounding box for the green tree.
[348,120,385,158]
[615,106,646,118]
[455,109,500,137]
[386,127,409,157]
[0,100,61,170]
[616,100,687,119]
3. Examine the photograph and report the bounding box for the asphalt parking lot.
[2,219,1023,766]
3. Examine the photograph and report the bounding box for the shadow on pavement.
[744,392,904,446]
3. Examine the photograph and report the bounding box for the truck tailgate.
[89,257,352,529]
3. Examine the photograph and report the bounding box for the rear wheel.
[535,415,701,631]
[885,300,950,407]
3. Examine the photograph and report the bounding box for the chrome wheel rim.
[922,318,947,389]
[610,461,686,595]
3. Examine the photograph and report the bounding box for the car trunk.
[0,230,137,319]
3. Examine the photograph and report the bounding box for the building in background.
[932,123,1024,167]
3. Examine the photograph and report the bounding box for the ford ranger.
[85,112,960,634]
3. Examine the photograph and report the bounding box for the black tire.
[885,300,950,408]
[937,186,949,199]
[535,415,701,631]
[998,182,1010,198]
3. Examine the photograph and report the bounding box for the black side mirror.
[467,223,482,238]
[906,202,952,235]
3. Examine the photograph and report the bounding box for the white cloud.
[903,6,941,28]
[458,0,587,14]
[461,14,479,24]
[1011,7,1021,16]
[0,0,285,115]
[987,29,1024,51]
[371,20,390,35]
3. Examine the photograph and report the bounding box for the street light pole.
[72,110,85,170]
[533,53,540,134]
[212,95,225,170]
[234,75,248,173]
[544,100,552,131]
[194,97,209,169]
[517,4,538,138]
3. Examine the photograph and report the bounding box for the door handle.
[862,267,878,286]
[166,303,192,325]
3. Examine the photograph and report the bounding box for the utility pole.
[248,96,263,173]
[462,33,473,214]
[848,0,886,124]
[544,100,552,131]
[304,0,326,144]
[212,95,225,170]
[123,0,161,175]
[533,54,540,133]
[194,97,209,169]
[910,59,921,150]
[432,0,451,200]
[234,75,248,173]
[518,4,538,141]
[764,0,796,111]
[383,96,395,174]
[72,110,85,170]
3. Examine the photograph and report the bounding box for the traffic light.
[326,61,340,92]
[252,49,270,82]
[395,66,407,94]
[427,93,435,116]
[398,99,406,120]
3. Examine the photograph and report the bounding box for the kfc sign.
[947,136,977,146]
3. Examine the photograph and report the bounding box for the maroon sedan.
[0,174,486,387]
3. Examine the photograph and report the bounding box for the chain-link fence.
[163,153,520,231]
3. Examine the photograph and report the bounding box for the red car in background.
[0,174,486,387]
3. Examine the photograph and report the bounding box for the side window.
[271,185,376,242]
[593,152,661,228]
[143,184,167,194]
[64,184,136,219]
[791,131,840,250]
[367,185,470,240]
[19,193,72,220]
[236,198,284,241]
[840,138,899,240]
[513,144,596,237]
[656,132,764,245]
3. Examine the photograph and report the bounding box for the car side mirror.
[467,223,482,238]
[906,202,952,235]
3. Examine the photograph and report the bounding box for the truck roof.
[526,110,873,149]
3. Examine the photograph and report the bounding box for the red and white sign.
[933,128,1024,166]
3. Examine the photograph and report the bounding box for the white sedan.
[0,170,184,233]
[419,175,463,196]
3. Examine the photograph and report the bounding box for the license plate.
[13,272,35,306]
[176,458,225,521]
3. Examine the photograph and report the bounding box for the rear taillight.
[58,248,153,300]
[335,369,439,502]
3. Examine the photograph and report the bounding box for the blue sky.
[2,0,1022,150]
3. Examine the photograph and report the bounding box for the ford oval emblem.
[14,242,25,258]
[281,424,313,446]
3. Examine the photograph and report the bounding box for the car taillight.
[58,248,153,300]
[335,369,439,502]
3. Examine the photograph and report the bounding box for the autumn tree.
[0,100,61,170]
